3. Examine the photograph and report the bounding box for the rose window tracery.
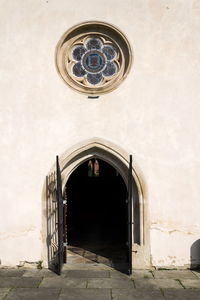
[71,38,118,85]
[55,22,132,95]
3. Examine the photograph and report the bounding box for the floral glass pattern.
[71,37,118,85]
[55,21,132,95]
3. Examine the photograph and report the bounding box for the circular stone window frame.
[55,21,133,96]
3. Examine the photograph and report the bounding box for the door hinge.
[63,200,67,205]
[63,242,68,247]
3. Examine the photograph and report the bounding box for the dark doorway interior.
[65,159,128,273]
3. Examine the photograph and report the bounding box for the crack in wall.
[151,224,199,236]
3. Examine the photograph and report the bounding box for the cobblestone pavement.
[0,265,200,299]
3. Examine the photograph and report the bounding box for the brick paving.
[0,266,200,299]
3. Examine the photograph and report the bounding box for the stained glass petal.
[103,62,117,77]
[72,62,86,77]
[102,45,116,60]
[86,38,102,50]
[87,73,102,85]
[72,46,86,61]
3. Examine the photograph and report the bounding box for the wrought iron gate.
[46,156,64,275]
[127,154,133,275]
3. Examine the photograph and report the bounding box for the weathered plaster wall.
[0,0,200,268]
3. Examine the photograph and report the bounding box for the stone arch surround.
[41,138,150,269]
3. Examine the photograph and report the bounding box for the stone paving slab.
[163,288,200,300]
[40,277,87,288]
[23,269,60,277]
[112,288,165,300]
[97,257,111,264]
[0,269,24,277]
[59,288,111,300]
[3,288,61,300]
[180,279,200,289]
[134,278,183,289]
[6,288,60,300]
[153,270,198,279]
[192,271,200,279]
[65,270,110,278]
[67,256,89,264]
[110,271,130,279]
[87,278,134,289]
[1,267,200,299]
[84,251,97,259]
[131,270,154,279]
[0,288,10,300]
[68,248,84,256]
[62,263,112,270]
[0,277,42,288]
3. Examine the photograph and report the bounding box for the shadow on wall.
[191,239,200,270]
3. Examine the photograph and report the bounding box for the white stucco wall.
[0,0,200,268]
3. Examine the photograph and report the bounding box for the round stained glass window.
[55,21,132,96]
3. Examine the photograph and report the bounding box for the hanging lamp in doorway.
[88,160,93,177]
[94,159,99,177]
[88,159,99,177]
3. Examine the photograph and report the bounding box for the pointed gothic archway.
[65,159,128,272]
[42,138,147,273]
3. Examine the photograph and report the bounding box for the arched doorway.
[65,159,128,272]
[43,138,146,275]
